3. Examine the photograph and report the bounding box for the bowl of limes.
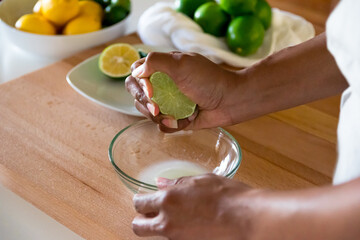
[0,0,131,58]
[175,0,272,56]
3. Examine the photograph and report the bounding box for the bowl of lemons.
[0,0,131,58]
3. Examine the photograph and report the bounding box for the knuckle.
[124,75,134,89]
[204,172,217,179]
[188,52,200,57]
[131,60,141,70]
[191,173,220,186]
[171,52,190,63]
[160,221,172,235]
[154,215,172,234]
[160,189,176,205]
[135,91,147,104]
[145,51,159,62]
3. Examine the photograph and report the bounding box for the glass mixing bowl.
[109,120,241,193]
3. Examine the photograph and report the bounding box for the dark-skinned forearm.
[250,177,360,240]
[229,32,348,123]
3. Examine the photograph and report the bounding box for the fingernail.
[147,103,156,116]
[132,65,144,77]
[140,79,150,98]
[161,118,178,129]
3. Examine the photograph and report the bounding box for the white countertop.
[0,1,170,239]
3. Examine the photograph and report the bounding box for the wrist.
[220,188,267,240]
[220,67,263,125]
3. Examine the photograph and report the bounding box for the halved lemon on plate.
[99,43,140,79]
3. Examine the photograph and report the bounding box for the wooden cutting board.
[0,1,339,238]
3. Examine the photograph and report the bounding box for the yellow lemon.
[42,0,79,26]
[63,16,101,35]
[99,43,140,78]
[15,13,56,35]
[33,0,42,14]
[78,0,104,21]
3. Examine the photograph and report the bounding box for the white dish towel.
[137,2,315,67]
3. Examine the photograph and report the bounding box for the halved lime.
[150,72,196,120]
[99,43,140,78]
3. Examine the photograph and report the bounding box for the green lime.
[92,0,110,8]
[150,72,196,120]
[226,15,265,56]
[99,43,140,78]
[218,0,257,16]
[138,50,148,58]
[103,5,128,25]
[254,0,272,30]
[110,0,131,12]
[175,0,214,18]
[194,2,230,37]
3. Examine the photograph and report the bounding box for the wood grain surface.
[0,1,339,239]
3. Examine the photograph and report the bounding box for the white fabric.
[327,0,360,184]
[137,2,315,67]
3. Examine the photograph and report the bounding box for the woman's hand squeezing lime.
[125,52,242,132]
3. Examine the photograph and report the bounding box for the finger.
[134,89,159,117]
[173,176,191,185]
[134,99,152,119]
[130,75,159,117]
[187,108,199,122]
[160,115,178,130]
[131,58,145,71]
[156,176,192,189]
[125,75,143,99]
[132,215,164,237]
[156,177,177,189]
[127,75,159,117]
[158,108,199,133]
[134,100,160,120]
[133,192,163,215]
[182,108,199,131]
[126,74,152,102]
[137,77,153,99]
[127,77,158,116]
[135,99,178,130]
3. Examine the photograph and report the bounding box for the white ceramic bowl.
[0,0,129,59]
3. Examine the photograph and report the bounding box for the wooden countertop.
[0,1,338,239]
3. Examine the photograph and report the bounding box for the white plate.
[66,44,175,116]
